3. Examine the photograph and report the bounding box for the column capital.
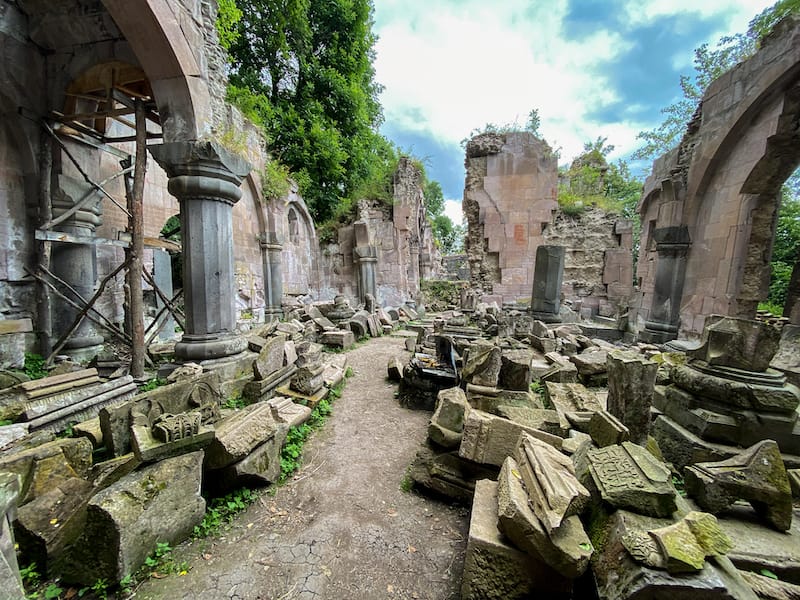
[149,141,252,205]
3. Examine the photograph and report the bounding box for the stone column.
[531,245,565,323]
[641,226,690,343]
[607,350,658,444]
[354,245,378,304]
[50,175,104,359]
[260,231,284,321]
[152,249,176,341]
[149,141,251,361]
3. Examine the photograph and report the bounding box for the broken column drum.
[50,175,104,357]
[641,226,690,343]
[260,231,283,320]
[149,141,251,360]
[531,245,565,323]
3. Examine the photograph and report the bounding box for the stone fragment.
[387,357,404,382]
[0,423,29,449]
[0,437,92,505]
[404,336,416,352]
[212,425,290,490]
[649,519,706,573]
[428,387,469,449]
[14,477,93,576]
[320,329,355,349]
[284,340,298,366]
[587,442,676,517]
[267,397,311,428]
[570,350,608,375]
[166,362,203,383]
[408,446,496,503]
[683,511,733,557]
[62,452,205,585]
[205,403,281,469]
[499,349,534,391]
[461,479,572,599]
[293,341,322,369]
[684,440,792,531]
[459,409,562,467]
[689,316,781,372]
[461,341,502,387]
[0,472,24,599]
[516,433,590,532]
[789,468,800,498]
[466,384,541,414]
[740,570,800,600]
[589,410,630,447]
[305,304,336,331]
[291,365,325,396]
[246,335,267,353]
[497,457,592,578]
[130,416,214,464]
[606,350,658,444]
[592,509,756,600]
[544,382,603,430]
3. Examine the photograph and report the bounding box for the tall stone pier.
[50,175,104,359]
[150,141,251,361]
[640,226,690,343]
[531,245,565,323]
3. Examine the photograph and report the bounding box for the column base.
[640,320,679,344]
[530,311,562,324]
[175,332,248,360]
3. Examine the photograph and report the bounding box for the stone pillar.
[785,259,800,325]
[260,231,284,321]
[530,245,565,323]
[409,238,421,297]
[354,245,378,305]
[50,175,105,359]
[0,472,24,599]
[641,226,690,343]
[606,350,658,445]
[149,141,251,361]
[152,249,175,341]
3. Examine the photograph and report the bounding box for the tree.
[633,0,800,161]
[767,170,800,311]
[224,0,387,223]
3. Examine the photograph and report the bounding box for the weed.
[139,378,167,392]
[0,419,12,426]
[43,583,63,599]
[345,366,353,378]
[222,394,247,410]
[91,578,108,600]
[24,353,47,380]
[400,469,414,493]
[20,562,40,589]
[529,381,543,394]
[193,488,257,538]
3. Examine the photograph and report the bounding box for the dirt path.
[133,335,469,600]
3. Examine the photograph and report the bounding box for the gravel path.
[133,335,469,600]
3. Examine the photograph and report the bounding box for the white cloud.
[373,0,777,187]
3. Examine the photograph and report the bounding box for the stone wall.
[464,132,559,304]
[542,209,634,318]
[463,132,633,316]
[318,158,441,307]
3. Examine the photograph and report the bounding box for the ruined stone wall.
[317,158,441,307]
[542,209,634,318]
[464,132,559,304]
[634,17,800,338]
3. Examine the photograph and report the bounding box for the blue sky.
[371,0,775,222]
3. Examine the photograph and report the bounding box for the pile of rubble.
[393,305,800,599]
[0,300,409,594]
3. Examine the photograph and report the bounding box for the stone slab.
[461,479,572,599]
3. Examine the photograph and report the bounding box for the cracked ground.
[132,335,469,600]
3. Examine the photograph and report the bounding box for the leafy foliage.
[767,171,800,312]
[225,0,389,224]
[23,353,47,380]
[634,0,800,161]
[194,487,258,538]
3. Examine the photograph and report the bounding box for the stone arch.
[282,189,318,297]
[637,18,800,338]
[101,0,213,141]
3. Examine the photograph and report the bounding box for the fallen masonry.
[0,301,397,590]
[396,299,800,599]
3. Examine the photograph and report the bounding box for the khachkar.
[150,141,251,360]
[652,316,800,470]
[530,245,565,323]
